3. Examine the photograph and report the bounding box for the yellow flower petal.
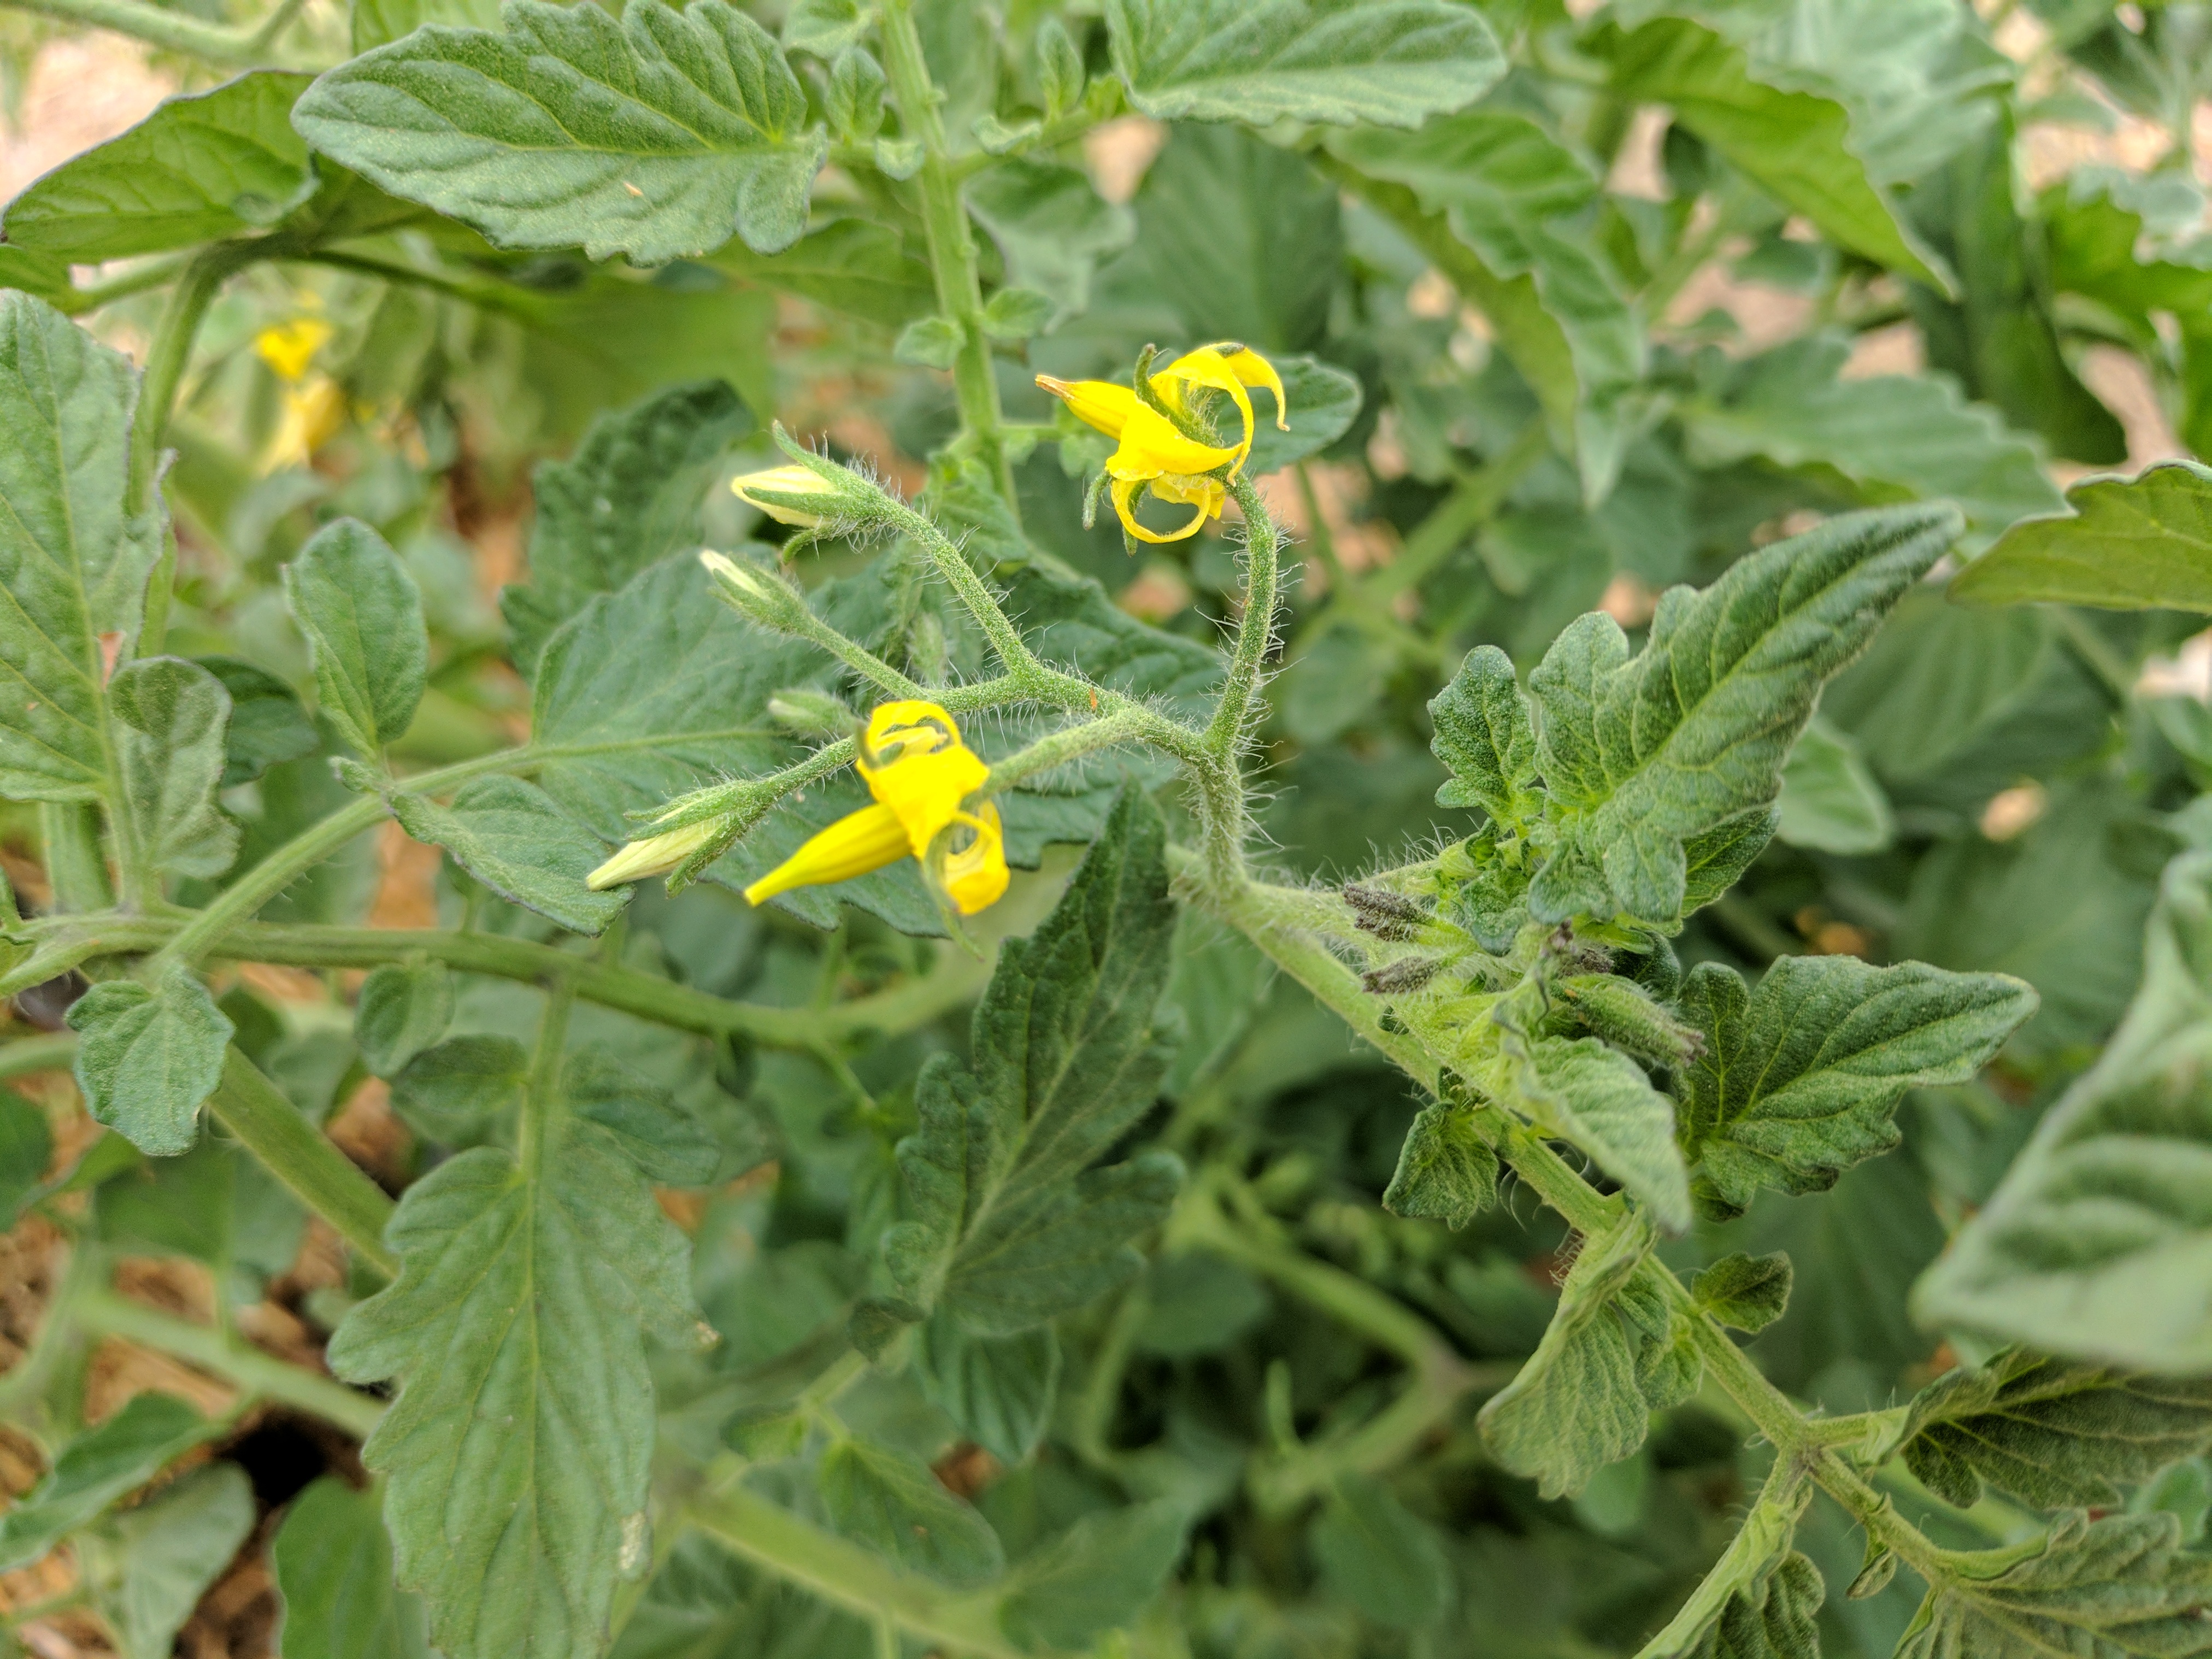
[1157,347,1257,466]
[263,377,346,474]
[743,802,911,905]
[255,318,332,384]
[941,805,1009,915]
[1035,375,1140,440]
[1111,475,1210,544]
[1216,345,1289,432]
[855,700,991,857]
[1104,404,1242,482]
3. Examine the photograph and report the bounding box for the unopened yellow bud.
[732,463,840,527]
[586,819,722,890]
[700,550,808,631]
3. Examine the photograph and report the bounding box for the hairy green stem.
[517,973,575,1177]
[38,802,112,914]
[876,0,1020,515]
[983,708,1155,795]
[152,795,389,972]
[74,1286,385,1439]
[1208,478,1285,762]
[0,1031,75,1080]
[209,1048,399,1277]
[0,0,322,63]
[689,1485,1028,1659]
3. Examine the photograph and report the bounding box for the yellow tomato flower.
[732,463,839,527]
[263,376,346,474]
[1037,343,1289,544]
[255,318,333,384]
[743,700,1009,915]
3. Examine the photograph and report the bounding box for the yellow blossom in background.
[1037,343,1289,544]
[743,700,1008,915]
[255,317,333,384]
[255,318,344,473]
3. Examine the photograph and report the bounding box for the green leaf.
[110,656,239,882]
[1896,1512,2212,1659]
[0,1088,51,1227]
[1521,1037,1693,1233]
[1242,356,1362,475]
[1598,17,1947,290]
[1382,1101,1501,1229]
[1680,336,2065,543]
[1,73,314,260]
[1105,0,1504,127]
[391,776,628,936]
[292,0,827,264]
[507,380,751,673]
[709,217,931,327]
[1899,1351,2212,1511]
[1633,1487,1820,1659]
[0,291,162,803]
[1001,1501,1189,1651]
[815,1436,1005,1588]
[1526,503,1961,926]
[284,517,428,757]
[1952,460,2212,612]
[196,656,317,787]
[781,0,871,55]
[1309,1475,1452,1630]
[1477,1214,1692,1499]
[965,160,1134,330]
[390,1034,528,1146]
[564,1044,720,1185]
[1678,955,2037,1217]
[1429,644,1544,828]
[78,1462,255,1659]
[355,961,456,1079]
[894,316,964,369]
[1914,850,2212,1370]
[1692,1251,1793,1334]
[329,1121,704,1659]
[1776,717,1893,856]
[352,0,502,54]
[0,1392,211,1572]
[67,965,236,1158]
[913,1317,1060,1466]
[270,1477,433,1659]
[884,790,1181,1334]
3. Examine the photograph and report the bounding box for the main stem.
[876,0,1021,516]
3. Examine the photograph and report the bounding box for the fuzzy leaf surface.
[0,1392,211,1572]
[67,965,235,1157]
[1951,460,2212,613]
[390,776,627,936]
[270,1477,433,1659]
[292,0,826,264]
[109,656,238,881]
[1382,1102,1500,1229]
[1429,644,1544,827]
[815,1437,1004,1588]
[283,517,428,758]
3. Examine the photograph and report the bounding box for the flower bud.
[586,818,723,891]
[700,550,809,632]
[768,687,855,739]
[1556,973,1702,1067]
[1344,881,1432,942]
[1362,955,1442,995]
[731,463,841,527]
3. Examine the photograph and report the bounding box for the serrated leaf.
[564,1045,720,1185]
[1106,0,1504,127]
[507,380,752,673]
[1598,17,1946,290]
[815,1437,1004,1589]
[110,656,239,883]
[1952,460,2212,613]
[1478,1214,1691,1498]
[1914,850,2212,1370]
[884,791,1180,1334]
[391,776,628,936]
[1635,1490,1819,1659]
[780,0,870,55]
[355,961,455,1079]
[0,1392,211,1572]
[709,216,931,327]
[67,965,235,1158]
[1681,336,2064,544]
[390,1035,527,1146]
[1692,1252,1794,1334]
[1429,644,1544,828]
[965,160,1134,330]
[1776,717,1892,856]
[292,0,827,265]
[1520,1036,1692,1233]
[1001,1500,1188,1651]
[330,1120,702,1659]
[196,656,316,787]
[78,1462,255,1659]
[1382,1101,1500,1229]
[2,73,313,261]
[1310,1475,1452,1630]
[1897,1512,2212,1659]
[284,517,427,758]
[0,290,161,804]
[912,1317,1059,1467]
[1525,503,1961,926]
[1901,1351,2212,1513]
[270,1477,433,1659]
[1678,954,2036,1216]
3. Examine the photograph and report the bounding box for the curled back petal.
[1105,404,1241,481]
[1112,476,1210,544]
[939,804,1009,915]
[1158,346,1257,466]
